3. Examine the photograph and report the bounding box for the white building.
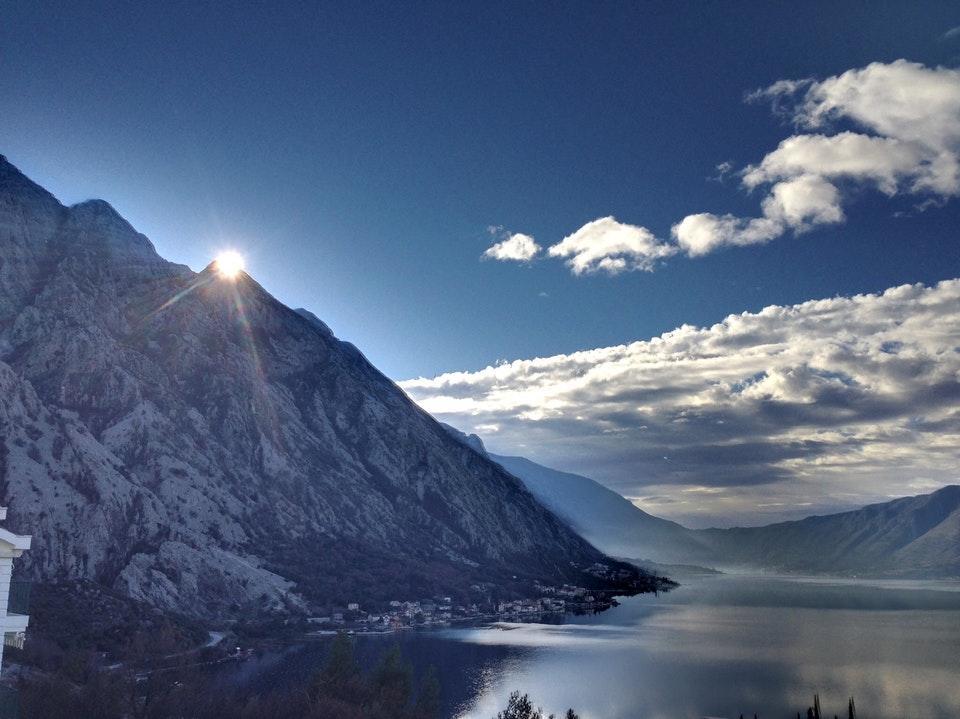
[0,507,30,674]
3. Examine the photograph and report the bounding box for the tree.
[311,632,365,705]
[371,643,413,713]
[493,691,579,719]
[496,692,543,719]
[414,666,441,719]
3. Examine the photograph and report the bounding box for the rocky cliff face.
[0,156,628,619]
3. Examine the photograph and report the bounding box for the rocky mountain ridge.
[0,155,642,620]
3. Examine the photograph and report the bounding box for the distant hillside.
[701,485,960,578]
[439,425,715,565]
[441,427,960,579]
[490,455,717,565]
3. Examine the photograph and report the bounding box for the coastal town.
[301,562,652,633]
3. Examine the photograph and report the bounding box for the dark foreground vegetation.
[16,633,440,719]
[494,692,579,719]
[735,694,858,719]
[22,582,208,668]
[801,693,857,719]
[12,632,584,719]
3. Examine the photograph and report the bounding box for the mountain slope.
[0,155,644,619]
[701,485,960,577]
[439,425,715,565]
[490,455,716,565]
[443,427,960,578]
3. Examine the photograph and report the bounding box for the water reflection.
[453,576,960,719]
[214,575,960,719]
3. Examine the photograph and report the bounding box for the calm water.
[214,574,960,718]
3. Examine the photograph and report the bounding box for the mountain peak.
[70,197,122,216]
[69,198,135,232]
[0,154,63,212]
[0,154,19,177]
[66,198,166,266]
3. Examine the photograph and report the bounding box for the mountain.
[442,429,960,578]
[439,425,715,565]
[488,456,717,565]
[701,485,960,577]
[0,155,647,620]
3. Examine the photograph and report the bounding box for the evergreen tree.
[492,691,579,719]
[495,691,543,719]
[371,644,413,713]
[414,666,441,719]
[311,632,365,705]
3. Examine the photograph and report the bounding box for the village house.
[0,507,30,673]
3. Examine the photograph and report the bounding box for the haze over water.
[220,575,960,719]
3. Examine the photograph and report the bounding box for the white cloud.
[761,174,844,227]
[483,231,541,262]
[401,279,960,525]
[742,133,925,194]
[786,60,960,153]
[672,213,782,257]
[546,216,676,275]
[672,175,843,255]
[675,60,960,256]
[486,62,959,274]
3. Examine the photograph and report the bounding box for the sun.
[214,250,245,280]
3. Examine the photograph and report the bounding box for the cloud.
[673,174,843,256]
[761,173,845,226]
[490,62,959,274]
[709,161,736,183]
[401,279,960,526]
[672,213,782,257]
[787,61,960,152]
[944,25,960,41]
[674,60,960,256]
[546,216,676,275]
[483,231,541,262]
[742,133,925,194]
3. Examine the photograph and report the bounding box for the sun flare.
[214,250,245,279]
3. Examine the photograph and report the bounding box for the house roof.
[0,528,31,552]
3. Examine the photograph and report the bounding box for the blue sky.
[3,2,960,524]
[3,1,958,381]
